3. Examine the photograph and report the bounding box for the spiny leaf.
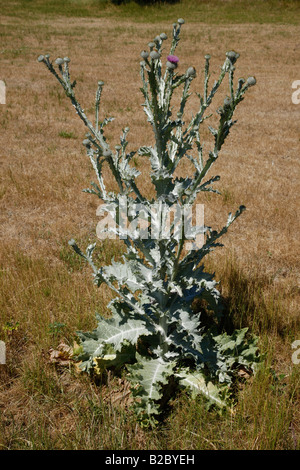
[78,310,154,358]
[93,343,136,375]
[175,369,228,409]
[128,354,176,420]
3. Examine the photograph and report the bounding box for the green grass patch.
[58,131,78,139]
[1,0,300,24]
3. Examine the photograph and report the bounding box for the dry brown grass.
[0,13,299,449]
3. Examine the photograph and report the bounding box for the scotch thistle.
[39,19,259,425]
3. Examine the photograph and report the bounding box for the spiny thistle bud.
[148,42,155,50]
[166,61,176,70]
[37,55,45,62]
[160,33,167,40]
[98,80,104,86]
[150,50,160,60]
[223,96,232,108]
[177,18,185,25]
[55,58,64,66]
[64,57,70,63]
[82,139,91,147]
[141,50,149,60]
[186,66,196,78]
[115,145,122,151]
[205,54,211,61]
[154,35,161,43]
[247,76,256,87]
[103,149,112,158]
[226,51,240,64]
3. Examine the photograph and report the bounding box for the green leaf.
[93,343,136,375]
[78,310,154,361]
[104,260,141,292]
[138,146,153,157]
[127,354,176,420]
[175,369,228,409]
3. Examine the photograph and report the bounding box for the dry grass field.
[0,0,299,450]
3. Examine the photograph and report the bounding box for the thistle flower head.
[247,76,256,87]
[150,50,160,60]
[37,55,45,62]
[167,55,179,64]
[141,50,149,60]
[223,96,232,108]
[103,149,112,158]
[177,18,185,25]
[160,33,167,40]
[186,66,196,78]
[55,57,64,66]
[226,51,240,64]
[148,42,155,50]
[166,61,177,70]
[82,139,91,147]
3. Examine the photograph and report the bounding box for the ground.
[0,0,299,450]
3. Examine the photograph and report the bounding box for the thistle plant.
[38,19,260,425]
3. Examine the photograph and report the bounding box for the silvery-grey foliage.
[39,19,259,425]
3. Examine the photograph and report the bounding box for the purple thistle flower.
[167,55,179,64]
